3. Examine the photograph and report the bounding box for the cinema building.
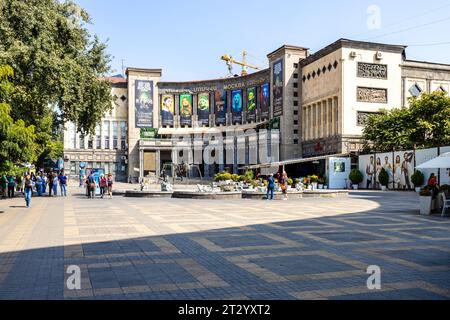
[63,38,450,182]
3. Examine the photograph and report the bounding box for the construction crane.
[221,50,260,77]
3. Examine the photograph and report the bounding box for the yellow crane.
[221,50,260,77]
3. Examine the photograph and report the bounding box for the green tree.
[0,65,37,174]
[0,0,112,164]
[363,92,450,152]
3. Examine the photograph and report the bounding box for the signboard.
[247,87,256,122]
[197,93,210,126]
[260,83,270,120]
[140,128,158,139]
[135,80,154,128]
[161,95,175,127]
[214,89,227,126]
[179,94,193,126]
[273,59,283,117]
[231,89,243,124]
[328,157,351,189]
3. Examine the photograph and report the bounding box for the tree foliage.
[363,92,450,152]
[0,0,112,167]
[0,65,37,174]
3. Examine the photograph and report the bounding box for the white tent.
[416,152,450,169]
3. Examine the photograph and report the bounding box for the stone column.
[328,98,333,137]
[139,148,144,182]
[334,97,339,135]
[156,150,161,179]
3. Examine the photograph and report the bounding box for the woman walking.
[52,173,58,196]
[107,174,113,199]
[24,175,33,208]
[281,171,289,200]
[100,174,107,199]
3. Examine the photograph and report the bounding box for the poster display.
[161,95,175,127]
[231,89,243,124]
[179,94,193,126]
[197,93,210,126]
[260,83,270,120]
[273,59,283,117]
[214,89,227,126]
[328,157,351,189]
[393,151,415,190]
[135,80,154,128]
[247,87,256,122]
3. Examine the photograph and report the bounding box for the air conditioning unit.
[375,52,383,60]
[350,51,357,58]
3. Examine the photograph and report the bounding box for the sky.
[75,0,450,81]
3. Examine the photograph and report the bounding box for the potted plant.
[419,187,433,215]
[378,168,389,191]
[318,177,324,189]
[323,176,329,189]
[411,170,425,193]
[349,169,363,190]
[310,175,319,190]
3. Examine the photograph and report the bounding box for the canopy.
[416,152,450,169]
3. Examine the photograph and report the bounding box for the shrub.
[214,172,232,182]
[349,169,363,185]
[310,175,318,183]
[288,178,293,186]
[243,170,254,182]
[378,168,389,187]
[411,170,425,187]
[231,174,240,182]
[420,188,432,197]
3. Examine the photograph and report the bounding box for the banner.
[247,87,256,122]
[273,59,283,117]
[214,89,227,126]
[161,95,175,127]
[260,83,270,120]
[135,80,154,128]
[197,93,210,126]
[179,94,193,126]
[231,89,243,124]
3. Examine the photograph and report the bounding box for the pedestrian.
[59,171,68,197]
[99,174,107,198]
[48,172,54,196]
[7,175,16,198]
[281,171,288,200]
[266,174,275,200]
[87,173,96,199]
[36,175,43,197]
[24,175,33,208]
[1,175,7,199]
[107,173,113,199]
[52,173,58,196]
[42,174,47,194]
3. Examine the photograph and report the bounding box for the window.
[293,92,298,97]
[103,121,110,150]
[88,139,93,150]
[294,120,298,125]
[294,130,299,134]
[112,122,118,150]
[293,73,298,79]
[409,84,422,97]
[302,75,306,82]
[293,63,298,68]
[95,125,101,149]
[120,121,127,150]
[437,85,447,93]
[293,101,298,107]
[293,110,298,115]
[293,139,299,145]
[293,82,298,88]
[79,135,85,149]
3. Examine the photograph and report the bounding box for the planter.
[318,184,324,189]
[380,185,387,191]
[420,196,432,215]
[311,183,318,190]
[415,187,421,193]
[352,184,359,190]
[324,186,328,190]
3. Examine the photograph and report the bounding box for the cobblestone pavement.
[0,190,449,300]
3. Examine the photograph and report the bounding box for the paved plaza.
[0,189,449,300]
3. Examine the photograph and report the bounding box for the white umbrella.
[416,152,450,169]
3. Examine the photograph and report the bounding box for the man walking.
[59,171,68,197]
[7,175,16,198]
[24,175,33,208]
[266,174,275,200]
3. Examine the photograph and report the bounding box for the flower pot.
[318,184,324,189]
[419,196,432,215]
[311,183,318,190]
[415,187,421,193]
[381,185,387,191]
[352,184,359,190]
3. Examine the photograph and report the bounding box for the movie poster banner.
[161,95,175,127]
[179,94,193,126]
[232,89,243,124]
[273,59,283,117]
[214,89,227,126]
[135,80,154,128]
[197,93,210,126]
[247,87,256,122]
[260,83,270,120]
[393,151,414,190]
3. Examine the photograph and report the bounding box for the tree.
[363,92,450,152]
[0,65,37,174]
[0,0,112,164]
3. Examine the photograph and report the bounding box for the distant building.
[63,39,450,181]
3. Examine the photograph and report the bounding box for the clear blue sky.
[76,0,450,81]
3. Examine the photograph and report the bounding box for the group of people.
[0,171,68,208]
[266,171,289,201]
[84,172,114,199]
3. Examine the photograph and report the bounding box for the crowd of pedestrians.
[84,172,114,199]
[0,171,69,208]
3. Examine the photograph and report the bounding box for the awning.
[416,152,450,169]
[240,153,350,170]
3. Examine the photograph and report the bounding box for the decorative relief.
[357,111,381,126]
[357,87,387,103]
[357,62,387,79]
